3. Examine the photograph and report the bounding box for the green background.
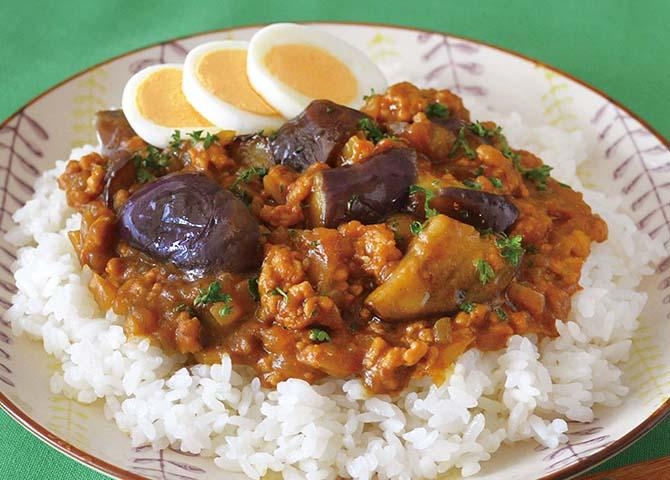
[0,1,668,478]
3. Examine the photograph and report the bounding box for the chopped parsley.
[272,286,289,302]
[169,130,182,150]
[511,154,553,191]
[176,303,197,317]
[358,117,385,143]
[194,281,231,308]
[132,145,170,183]
[494,307,508,321]
[462,179,482,190]
[495,235,524,267]
[186,130,219,148]
[459,301,475,313]
[448,127,476,160]
[308,328,331,343]
[473,166,484,176]
[489,177,503,189]
[409,185,437,218]
[409,220,424,235]
[469,121,501,138]
[362,88,377,101]
[247,276,260,302]
[473,259,495,285]
[425,102,449,119]
[233,166,268,187]
[219,304,233,317]
[203,132,219,149]
[187,130,204,142]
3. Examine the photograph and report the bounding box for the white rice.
[5,113,664,479]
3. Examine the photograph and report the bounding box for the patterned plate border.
[0,21,668,480]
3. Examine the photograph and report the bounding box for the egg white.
[182,40,284,133]
[121,63,218,148]
[247,23,388,119]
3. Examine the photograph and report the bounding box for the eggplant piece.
[271,100,368,171]
[227,133,275,170]
[118,173,261,274]
[365,214,517,321]
[95,110,138,207]
[308,147,418,228]
[431,187,518,233]
[95,110,136,160]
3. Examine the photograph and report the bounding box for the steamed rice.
[5,107,663,479]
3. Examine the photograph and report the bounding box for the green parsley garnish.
[409,185,437,218]
[203,132,219,149]
[358,118,385,143]
[462,179,482,190]
[308,328,331,343]
[362,88,376,101]
[233,166,268,187]
[473,259,495,285]
[494,307,508,321]
[448,127,476,160]
[176,303,197,317]
[425,102,449,119]
[272,286,289,302]
[187,130,203,142]
[473,166,484,176]
[362,88,377,101]
[132,146,170,183]
[409,220,424,235]
[469,121,500,138]
[219,304,233,316]
[459,301,475,313]
[247,276,260,302]
[511,156,553,191]
[194,281,232,308]
[169,130,182,150]
[495,235,524,267]
[489,177,503,189]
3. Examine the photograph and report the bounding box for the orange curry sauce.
[58,83,607,394]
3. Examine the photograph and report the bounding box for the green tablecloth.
[0,1,668,478]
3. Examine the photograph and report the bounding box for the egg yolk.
[136,68,212,127]
[264,44,358,104]
[196,49,278,116]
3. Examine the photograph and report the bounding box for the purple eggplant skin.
[118,173,261,274]
[308,147,418,228]
[95,110,138,207]
[271,100,368,172]
[227,133,275,170]
[432,187,519,233]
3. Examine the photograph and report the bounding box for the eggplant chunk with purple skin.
[118,173,261,274]
[95,110,138,207]
[271,100,368,171]
[365,214,518,321]
[431,187,519,233]
[308,147,418,228]
[228,132,275,170]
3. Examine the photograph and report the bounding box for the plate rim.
[0,20,668,480]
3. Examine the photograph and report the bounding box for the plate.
[0,23,669,480]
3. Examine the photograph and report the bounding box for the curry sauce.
[58,83,607,394]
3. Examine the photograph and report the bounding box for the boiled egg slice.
[247,23,388,119]
[182,40,284,132]
[121,64,217,148]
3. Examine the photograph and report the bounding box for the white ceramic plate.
[1,23,669,480]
